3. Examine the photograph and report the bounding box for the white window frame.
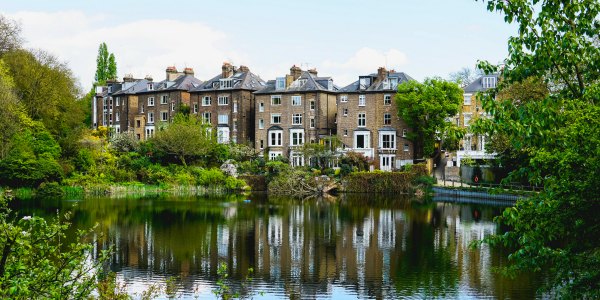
[218,114,229,125]
[276,77,285,90]
[258,119,265,129]
[340,95,348,103]
[482,76,497,89]
[379,132,396,150]
[115,97,120,107]
[217,127,230,143]
[259,102,265,112]
[193,103,198,113]
[343,108,348,116]
[233,102,238,113]
[354,132,370,149]
[269,151,283,160]
[292,113,302,125]
[115,112,120,122]
[464,93,472,105]
[290,129,304,146]
[202,96,211,106]
[202,112,211,124]
[358,112,366,127]
[269,130,283,147]
[359,95,366,106]
[148,97,155,106]
[218,96,229,106]
[271,95,281,106]
[291,95,302,106]
[402,129,407,137]
[160,111,168,122]
[404,143,410,152]
[384,113,392,125]
[161,95,168,104]
[463,113,472,127]
[310,118,315,128]
[271,113,281,124]
[171,102,175,111]
[220,78,233,89]
[310,100,315,110]
[147,112,154,123]
[384,94,392,105]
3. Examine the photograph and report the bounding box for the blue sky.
[1,0,514,89]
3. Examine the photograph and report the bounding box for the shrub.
[36,182,65,199]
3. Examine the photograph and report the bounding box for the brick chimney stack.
[377,67,388,81]
[238,65,249,73]
[290,65,302,80]
[222,62,235,78]
[183,67,194,76]
[308,68,318,76]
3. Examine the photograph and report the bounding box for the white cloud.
[8,10,245,90]
[322,47,409,86]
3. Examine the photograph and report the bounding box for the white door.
[380,155,394,171]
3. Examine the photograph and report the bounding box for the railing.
[438,178,543,192]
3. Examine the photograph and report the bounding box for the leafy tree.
[474,0,600,297]
[299,135,342,169]
[0,194,109,298]
[0,15,22,55]
[395,78,463,159]
[151,114,216,166]
[94,42,117,84]
[0,59,22,159]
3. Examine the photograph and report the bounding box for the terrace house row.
[337,67,415,171]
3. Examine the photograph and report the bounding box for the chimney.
[183,67,194,76]
[377,67,388,81]
[166,66,180,81]
[308,68,318,76]
[123,74,134,82]
[238,65,249,73]
[144,75,153,82]
[290,65,302,80]
[222,62,234,78]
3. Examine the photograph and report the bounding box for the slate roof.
[463,74,499,93]
[112,79,149,96]
[254,71,338,94]
[338,71,415,93]
[190,70,265,92]
[136,75,203,94]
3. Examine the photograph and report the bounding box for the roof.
[463,74,499,93]
[136,75,203,94]
[190,70,265,92]
[112,79,149,96]
[254,71,338,94]
[338,71,415,93]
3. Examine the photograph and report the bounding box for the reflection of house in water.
[87,200,535,299]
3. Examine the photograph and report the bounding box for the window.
[292,113,302,125]
[271,95,281,105]
[269,130,283,146]
[340,95,348,102]
[147,112,154,123]
[290,129,304,146]
[271,114,281,124]
[140,104,145,113]
[202,112,211,124]
[171,102,175,111]
[115,112,120,122]
[258,119,264,129]
[390,77,399,90]
[343,129,348,136]
[136,120,141,128]
[464,94,472,105]
[148,97,155,106]
[359,95,366,106]
[233,103,238,113]
[115,97,120,107]
[217,127,230,143]
[259,102,264,112]
[233,120,237,131]
[161,95,168,104]
[384,113,392,125]
[464,114,472,126]
[292,95,301,106]
[148,83,154,91]
[108,86,113,93]
[343,108,348,116]
[220,79,233,89]
[193,103,198,113]
[291,152,304,167]
[218,96,229,105]
[358,113,366,127]
[380,155,394,171]
[355,132,370,149]
[380,133,396,149]
[359,77,371,89]
[276,77,285,90]
[384,94,392,105]
[269,151,282,160]
[161,111,168,121]
[218,114,229,124]
[260,139,264,149]
[482,76,497,89]
[202,96,211,106]
[310,100,315,110]
[310,118,315,128]
[402,129,407,137]
[404,143,410,151]
[146,128,154,139]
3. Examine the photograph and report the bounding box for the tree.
[474,1,600,297]
[299,135,342,169]
[448,67,483,87]
[94,42,117,84]
[151,114,216,166]
[0,15,22,55]
[395,78,463,159]
[0,194,109,298]
[0,59,22,159]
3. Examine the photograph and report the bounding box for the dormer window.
[148,83,154,91]
[108,86,113,93]
[359,77,371,90]
[163,82,168,89]
[276,77,285,90]
[389,77,399,90]
[298,79,307,86]
[220,79,233,89]
[482,76,497,89]
[328,79,333,91]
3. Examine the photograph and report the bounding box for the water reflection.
[15,193,540,299]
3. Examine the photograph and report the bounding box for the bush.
[36,182,65,199]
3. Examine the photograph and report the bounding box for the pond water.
[15,193,541,299]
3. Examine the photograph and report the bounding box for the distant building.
[254,65,337,166]
[455,74,499,166]
[336,67,414,171]
[189,63,265,144]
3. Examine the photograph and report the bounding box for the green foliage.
[35,182,65,199]
[474,1,600,297]
[0,193,109,299]
[339,151,371,175]
[395,78,463,158]
[95,42,117,84]
[344,171,415,193]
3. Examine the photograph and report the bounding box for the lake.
[15,193,541,299]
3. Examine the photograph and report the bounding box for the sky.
[1,0,515,90]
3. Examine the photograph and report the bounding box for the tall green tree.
[0,15,22,55]
[94,42,117,84]
[474,0,600,298]
[395,78,463,159]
